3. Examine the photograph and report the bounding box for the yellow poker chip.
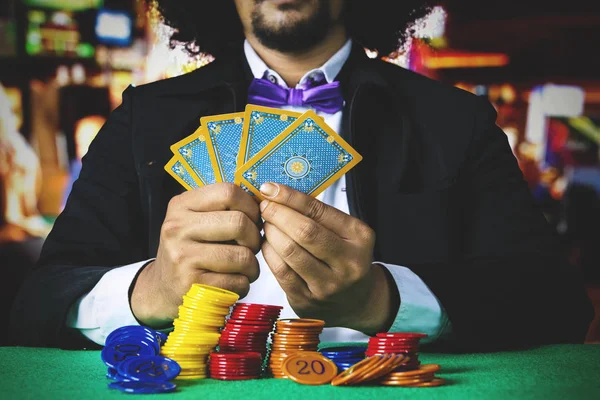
[175,374,208,380]
[173,317,226,327]
[176,312,227,325]
[167,330,220,339]
[163,340,217,351]
[170,324,221,333]
[182,295,235,309]
[188,284,239,300]
[162,342,217,350]
[178,304,229,317]
[166,331,220,340]
[173,319,225,328]
[181,296,232,310]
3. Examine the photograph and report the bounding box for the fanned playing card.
[164,156,200,191]
[201,112,244,183]
[170,126,216,186]
[235,109,362,201]
[235,105,301,184]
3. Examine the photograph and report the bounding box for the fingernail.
[260,182,279,198]
[260,200,269,212]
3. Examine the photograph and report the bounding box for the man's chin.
[251,0,331,52]
[257,1,312,26]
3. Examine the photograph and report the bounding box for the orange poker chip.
[276,319,325,327]
[281,352,338,385]
[353,354,409,384]
[330,356,383,386]
[384,364,441,378]
[380,377,446,387]
[345,355,389,385]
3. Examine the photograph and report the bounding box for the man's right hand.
[131,183,262,328]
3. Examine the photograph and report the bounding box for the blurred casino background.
[0,1,598,344]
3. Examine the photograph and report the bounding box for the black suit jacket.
[10,43,593,349]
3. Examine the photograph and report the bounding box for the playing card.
[164,156,200,191]
[201,112,244,183]
[235,110,362,201]
[170,126,216,186]
[235,105,301,184]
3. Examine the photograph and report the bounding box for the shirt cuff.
[377,262,451,344]
[66,259,154,346]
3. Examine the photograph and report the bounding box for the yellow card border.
[235,109,363,201]
[200,112,245,183]
[169,125,210,187]
[164,156,194,191]
[235,105,302,184]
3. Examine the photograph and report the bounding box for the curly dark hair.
[151,0,435,58]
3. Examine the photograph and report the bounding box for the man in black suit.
[10,0,593,349]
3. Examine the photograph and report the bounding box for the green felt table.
[2,344,599,400]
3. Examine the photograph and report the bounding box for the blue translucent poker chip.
[334,361,361,368]
[117,356,181,382]
[101,337,157,369]
[329,357,364,364]
[105,326,157,345]
[108,381,177,394]
[114,374,133,383]
[319,346,366,356]
[109,333,160,354]
[156,331,168,344]
[106,368,119,380]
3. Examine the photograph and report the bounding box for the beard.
[251,0,333,52]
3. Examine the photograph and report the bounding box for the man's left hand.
[259,182,398,335]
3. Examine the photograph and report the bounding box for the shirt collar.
[244,39,353,89]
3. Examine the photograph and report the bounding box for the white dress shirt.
[67,39,450,346]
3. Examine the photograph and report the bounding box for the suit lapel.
[337,46,419,258]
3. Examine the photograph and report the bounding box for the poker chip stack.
[208,352,263,380]
[218,303,282,360]
[319,346,366,372]
[268,318,325,379]
[102,326,166,379]
[366,332,427,371]
[160,284,239,379]
[101,326,180,394]
[378,363,445,387]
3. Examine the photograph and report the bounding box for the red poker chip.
[209,358,262,366]
[220,332,270,339]
[220,336,268,341]
[229,314,280,322]
[366,349,419,355]
[366,345,419,351]
[219,340,268,345]
[209,365,260,375]
[218,344,268,350]
[369,338,421,344]
[209,352,262,359]
[375,332,427,339]
[209,366,260,375]
[226,319,274,326]
[232,310,281,316]
[218,347,267,353]
[219,341,267,346]
[231,308,281,314]
[231,307,281,314]
[219,345,267,355]
[223,325,274,333]
[210,375,261,380]
[209,363,261,368]
[234,303,283,310]
[367,344,419,350]
[210,371,262,377]
[368,343,420,349]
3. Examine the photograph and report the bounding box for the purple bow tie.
[247,78,344,114]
